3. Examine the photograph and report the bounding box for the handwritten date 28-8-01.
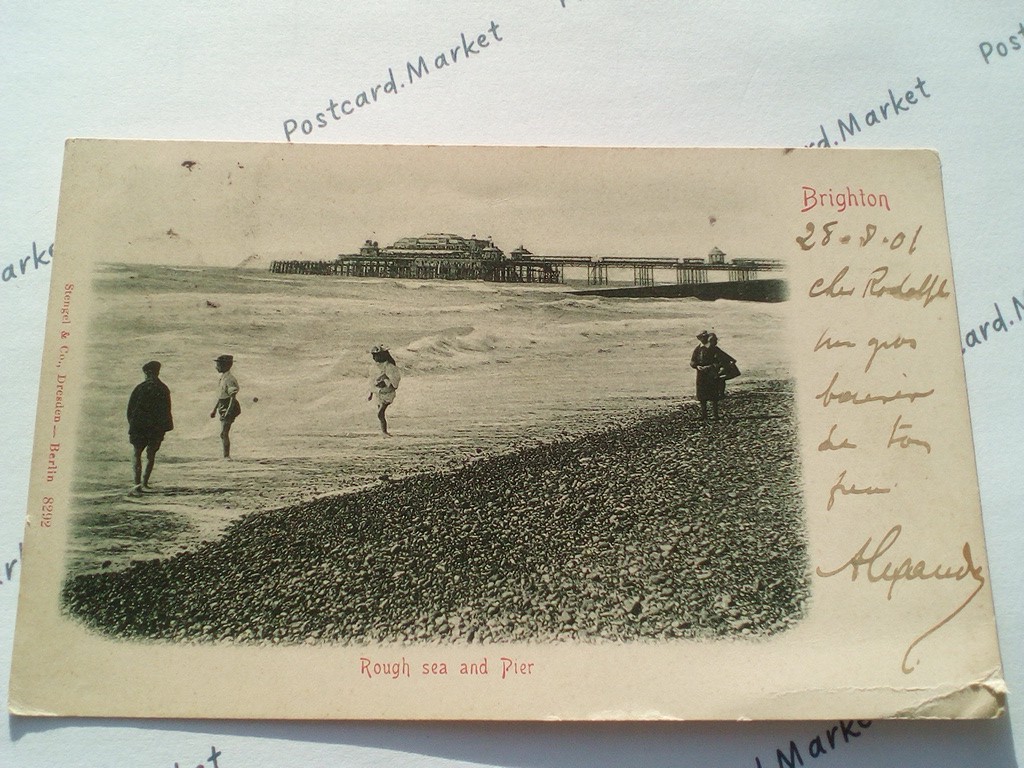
[797,222,923,253]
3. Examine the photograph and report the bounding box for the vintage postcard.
[9,141,1005,719]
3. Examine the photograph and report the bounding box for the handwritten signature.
[816,525,986,673]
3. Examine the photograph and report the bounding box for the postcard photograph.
[10,143,1003,720]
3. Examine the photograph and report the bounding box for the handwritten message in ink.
[796,180,988,674]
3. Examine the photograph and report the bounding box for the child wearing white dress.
[368,344,401,436]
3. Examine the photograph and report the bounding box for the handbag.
[719,358,741,380]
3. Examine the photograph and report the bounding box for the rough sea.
[67,264,789,574]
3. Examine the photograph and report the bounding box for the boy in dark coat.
[126,360,173,494]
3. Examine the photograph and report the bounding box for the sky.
[52,141,932,268]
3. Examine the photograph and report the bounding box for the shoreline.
[69,263,791,576]
[63,380,810,645]
[570,279,788,302]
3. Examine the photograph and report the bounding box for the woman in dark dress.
[689,331,738,420]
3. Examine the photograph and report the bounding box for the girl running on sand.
[368,344,402,436]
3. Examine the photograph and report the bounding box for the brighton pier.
[268,234,785,297]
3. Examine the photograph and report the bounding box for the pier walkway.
[269,254,783,286]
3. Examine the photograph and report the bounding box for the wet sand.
[63,381,809,644]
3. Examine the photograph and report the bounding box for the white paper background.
[1,1,1021,765]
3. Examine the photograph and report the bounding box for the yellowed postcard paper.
[10,141,1005,719]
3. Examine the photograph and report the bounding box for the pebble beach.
[63,380,809,644]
